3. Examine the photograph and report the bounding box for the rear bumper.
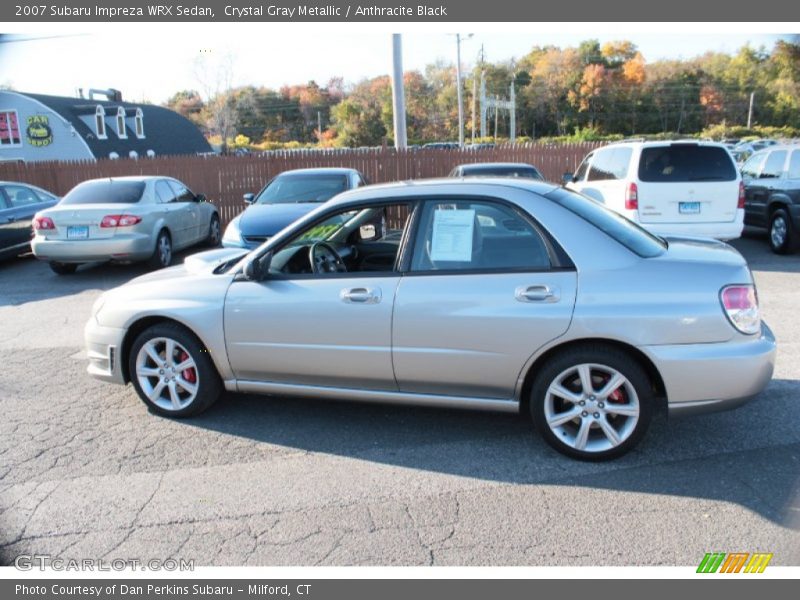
[640,215,745,241]
[31,234,154,263]
[643,322,776,417]
[85,318,127,385]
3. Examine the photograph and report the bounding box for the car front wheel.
[206,214,221,247]
[530,345,653,461]
[128,323,222,417]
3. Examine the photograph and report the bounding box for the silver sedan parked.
[84,179,776,460]
[32,176,221,274]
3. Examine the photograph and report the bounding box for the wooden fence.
[0,142,603,227]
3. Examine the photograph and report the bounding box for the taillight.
[625,182,638,210]
[738,181,745,209]
[100,214,141,228]
[33,216,55,230]
[720,285,760,335]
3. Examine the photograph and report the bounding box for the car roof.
[602,140,729,149]
[325,177,559,207]
[455,162,537,170]
[79,176,162,183]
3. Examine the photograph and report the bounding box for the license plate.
[66,226,89,239]
[679,202,701,214]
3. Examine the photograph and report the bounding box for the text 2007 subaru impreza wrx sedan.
[85,179,776,460]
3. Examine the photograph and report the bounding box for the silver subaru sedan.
[31,176,221,274]
[84,179,776,460]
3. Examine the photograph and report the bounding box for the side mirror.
[359,224,378,242]
[562,172,575,185]
[243,193,255,205]
[243,252,272,281]
[195,193,207,203]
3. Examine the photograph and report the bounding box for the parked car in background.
[422,142,460,150]
[565,141,744,240]
[222,168,366,250]
[449,162,544,180]
[0,181,59,260]
[31,176,220,274]
[741,144,800,254]
[85,178,774,461]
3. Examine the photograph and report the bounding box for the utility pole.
[317,111,322,142]
[747,92,755,129]
[390,34,407,149]
[453,33,473,147]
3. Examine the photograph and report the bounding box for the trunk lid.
[41,203,142,240]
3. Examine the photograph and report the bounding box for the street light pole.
[390,34,407,149]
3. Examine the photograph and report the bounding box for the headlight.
[222,218,242,245]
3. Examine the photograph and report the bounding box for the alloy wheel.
[771,216,787,249]
[543,363,640,453]
[135,337,199,411]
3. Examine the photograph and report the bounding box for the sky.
[0,26,796,104]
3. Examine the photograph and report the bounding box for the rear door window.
[760,151,787,179]
[638,145,736,182]
[410,199,552,272]
[155,180,177,203]
[587,147,632,181]
[741,153,767,179]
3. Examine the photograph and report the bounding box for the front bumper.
[644,322,776,417]
[85,318,127,385]
[32,234,154,263]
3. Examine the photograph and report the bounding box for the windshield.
[545,187,667,258]
[256,174,349,205]
[638,145,736,182]
[60,180,146,205]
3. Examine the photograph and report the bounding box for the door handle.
[340,287,381,304]
[515,284,559,303]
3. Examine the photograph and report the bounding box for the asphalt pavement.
[0,231,798,566]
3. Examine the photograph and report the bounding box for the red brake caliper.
[179,351,196,384]
[603,374,625,403]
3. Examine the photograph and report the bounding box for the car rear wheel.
[148,230,172,269]
[769,208,797,255]
[206,214,221,247]
[49,261,79,275]
[128,323,221,417]
[530,345,653,461]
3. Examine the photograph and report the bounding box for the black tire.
[768,208,798,255]
[206,214,221,247]
[128,322,222,417]
[530,344,654,461]
[49,261,79,275]
[148,229,172,269]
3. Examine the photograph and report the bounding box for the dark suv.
[742,145,800,254]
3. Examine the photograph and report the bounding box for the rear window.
[789,151,800,180]
[545,187,667,258]
[588,147,632,181]
[461,166,543,180]
[638,145,736,182]
[61,180,146,205]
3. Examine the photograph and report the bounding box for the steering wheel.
[309,242,347,274]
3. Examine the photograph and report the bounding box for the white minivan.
[565,141,744,240]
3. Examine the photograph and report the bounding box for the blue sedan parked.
[0,181,59,260]
[222,168,367,249]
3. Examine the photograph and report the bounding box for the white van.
[565,141,744,240]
